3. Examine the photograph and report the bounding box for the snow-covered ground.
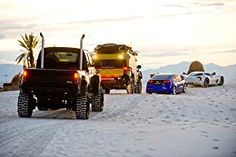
[0,82,236,157]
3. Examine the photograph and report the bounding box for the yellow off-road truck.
[92,43,141,94]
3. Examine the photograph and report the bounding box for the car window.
[173,75,181,83]
[193,73,203,76]
[152,75,172,80]
[205,73,211,76]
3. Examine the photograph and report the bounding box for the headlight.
[118,54,124,59]
[92,55,97,60]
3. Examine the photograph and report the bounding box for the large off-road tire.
[91,89,104,112]
[75,94,90,119]
[203,78,209,88]
[127,80,134,94]
[104,88,110,94]
[90,75,100,94]
[183,84,187,93]
[17,91,34,117]
[135,81,142,94]
[218,76,224,86]
[172,86,177,95]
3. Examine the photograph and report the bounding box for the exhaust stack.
[79,34,85,70]
[40,32,44,69]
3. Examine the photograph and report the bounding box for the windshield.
[152,75,173,80]
[94,59,127,68]
[37,47,89,70]
[44,51,80,70]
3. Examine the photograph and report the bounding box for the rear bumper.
[21,85,78,95]
[146,85,173,94]
[101,78,127,89]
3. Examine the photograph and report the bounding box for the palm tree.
[16,33,40,68]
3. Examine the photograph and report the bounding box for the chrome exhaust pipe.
[79,34,85,70]
[40,32,44,69]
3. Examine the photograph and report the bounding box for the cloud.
[0,50,18,64]
[193,2,224,7]
[161,12,194,17]
[208,49,236,54]
[58,16,143,25]
[0,34,6,39]
[0,2,15,10]
[0,19,40,40]
[140,51,188,57]
[0,20,38,30]
[161,4,189,9]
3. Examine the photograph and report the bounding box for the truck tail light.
[23,70,28,77]
[21,70,28,82]
[123,66,130,74]
[73,72,79,83]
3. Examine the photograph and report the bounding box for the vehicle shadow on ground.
[107,93,130,95]
[186,85,219,88]
[31,109,102,120]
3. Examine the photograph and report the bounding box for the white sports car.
[185,71,224,87]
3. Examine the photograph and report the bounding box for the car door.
[205,73,216,85]
[210,73,219,85]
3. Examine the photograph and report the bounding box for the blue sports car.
[146,73,186,94]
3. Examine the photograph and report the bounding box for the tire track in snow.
[90,94,144,121]
[0,119,65,157]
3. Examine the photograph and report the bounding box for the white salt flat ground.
[0,81,235,157]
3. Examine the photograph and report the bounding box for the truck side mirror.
[212,72,216,75]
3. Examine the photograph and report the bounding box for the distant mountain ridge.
[0,62,235,86]
[0,64,22,86]
[143,62,236,82]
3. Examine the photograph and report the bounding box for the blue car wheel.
[172,86,177,95]
[183,84,186,93]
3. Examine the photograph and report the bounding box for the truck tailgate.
[22,69,77,88]
[98,68,123,78]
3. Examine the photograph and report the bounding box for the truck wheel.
[91,88,104,112]
[75,94,90,119]
[136,81,142,94]
[127,81,134,94]
[17,90,34,117]
[104,88,110,94]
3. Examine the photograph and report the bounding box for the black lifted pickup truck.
[17,34,104,119]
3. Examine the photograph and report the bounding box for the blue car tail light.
[162,80,170,85]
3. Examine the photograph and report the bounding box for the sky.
[0,0,236,69]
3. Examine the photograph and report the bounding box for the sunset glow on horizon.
[0,0,236,69]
